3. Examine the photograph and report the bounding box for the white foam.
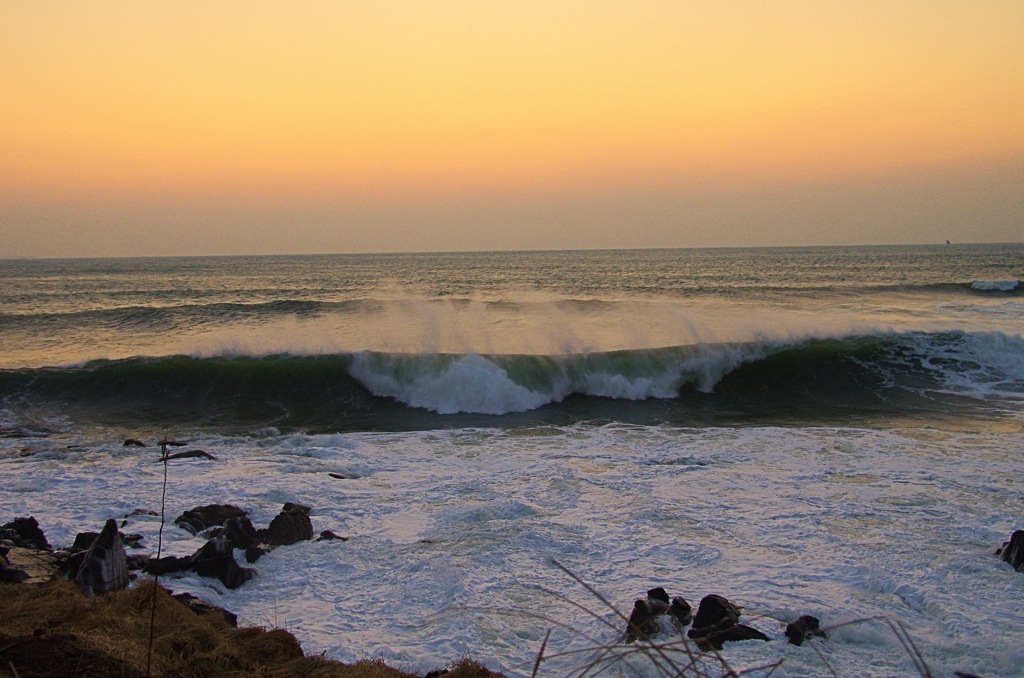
[971,280,1020,292]
[3,424,1023,676]
[349,352,557,414]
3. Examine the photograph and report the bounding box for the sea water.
[1,245,1022,676]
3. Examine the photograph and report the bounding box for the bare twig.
[146,437,172,678]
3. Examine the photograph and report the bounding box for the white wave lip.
[971,280,1020,291]
[348,343,773,414]
[349,352,558,415]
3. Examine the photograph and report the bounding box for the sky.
[1,1,1022,258]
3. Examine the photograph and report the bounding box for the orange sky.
[1,2,1022,256]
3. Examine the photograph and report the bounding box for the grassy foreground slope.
[0,580,504,678]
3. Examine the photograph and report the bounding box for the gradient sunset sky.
[2,1,1022,258]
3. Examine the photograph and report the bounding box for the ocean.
[1,244,1022,676]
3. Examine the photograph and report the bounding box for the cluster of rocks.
[625,587,823,651]
[2,502,346,599]
[146,502,345,590]
[625,589,772,650]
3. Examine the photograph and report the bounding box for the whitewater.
[1,245,1023,676]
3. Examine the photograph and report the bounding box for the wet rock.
[282,502,311,515]
[785,615,827,646]
[245,544,273,564]
[668,596,693,630]
[143,554,195,576]
[173,591,238,627]
[159,449,218,462]
[2,516,51,550]
[697,624,771,651]
[221,515,258,549]
[192,535,256,589]
[257,507,313,547]
[647,586,670,605]
[74,519,128,594]
[687,594,769,651]
[625,589,671,643]
[315,530,348,542]
[996,530,1024,571]
[174,504,248,535]
[123,438,147,447]
[688,594,741,637]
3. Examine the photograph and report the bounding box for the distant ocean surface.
[2,245,1023,676]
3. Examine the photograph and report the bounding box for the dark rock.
[686,594,770,651]
[257,508,313,547]
[143,554,195,576]
[315,530,348,542]
[71,531,100,552]
[785,615,827,646]
[647,587,670,605]
[697,624,771,651]
[328,473,350,479]
[668,596,693,629]
[126,554,150,571]
[174,504,247,535]
[245,544,273,564]
[159,449,218,462]
[192,535,256,589]
[2,516,51,550]
[123,438,147,447]
[626,599,660,643]
[121,533,144,549]
[625,592,670,643]
[996,530,1024,571]
[221,515,258,549]
[688,594,742,639]
[74,518,128,594]
[282,502,311,515]
[173,591,238,627]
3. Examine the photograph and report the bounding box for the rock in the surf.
[785,615,827,645]
[257,505,313,547]
[315,530,348,542]
[687,594,769,651]
[786,614,827,647]
[159,449,218,461]
[996,530,1024,571]
[192,535,256,589]
[74,518,129,594]
[143,554,195,576]
[668,596,693,630]
[222,515,259,549]
[688,594,741,636]
[624,588,671,643]
[174,504,248,535]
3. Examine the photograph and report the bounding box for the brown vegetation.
[0,580,504,678]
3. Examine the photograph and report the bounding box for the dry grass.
[0,579,503,678]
